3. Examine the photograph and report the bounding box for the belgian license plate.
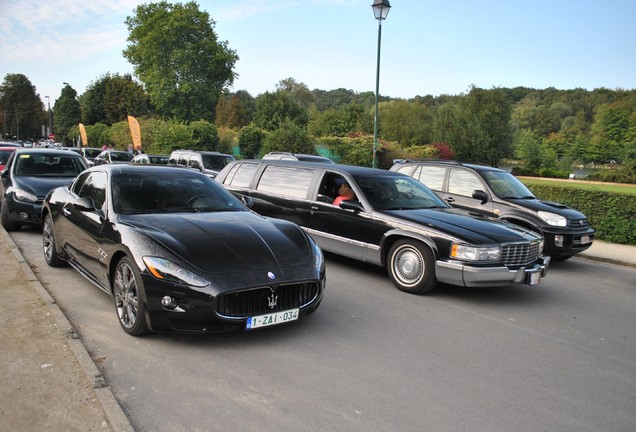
[580,235,591,245]
[246,309,299,329]
[528,272,541,286]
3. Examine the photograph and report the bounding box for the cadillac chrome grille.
[216,282,319,318]
[501,241,541,266]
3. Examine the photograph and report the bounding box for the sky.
[1,0,635,106]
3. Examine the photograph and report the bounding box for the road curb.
[2,229,135,432]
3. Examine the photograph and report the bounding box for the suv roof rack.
[392,158,492,167]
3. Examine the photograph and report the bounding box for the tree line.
[1,1,634,180]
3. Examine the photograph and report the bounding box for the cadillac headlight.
[451,244,501,261]
[143,257,209,287]
[13,189,38,203]
[538,211,567,227]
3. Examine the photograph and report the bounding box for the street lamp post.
[45,96,52,139]
[371,0,391,168]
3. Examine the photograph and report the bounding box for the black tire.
[387,239,437,294]
[42,214,65,267]
[113,256,150,336]
[1,199,20,232]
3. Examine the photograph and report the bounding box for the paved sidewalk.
[1,226,634,432]
[0,229,133,432]
[578,240,636,268]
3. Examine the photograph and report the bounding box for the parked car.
[0,148,88,231]
[216,160,549,294]
[0,141,22,148]
[168,150,235,178]
[41,164,325,335]
[80,147,103,166]
[93,150,133,165]
[131,153,169,165]
[390,160,595,260]
[0,146,18,171]
[262,152,335,164]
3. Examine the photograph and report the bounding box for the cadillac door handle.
[445,197,455,203]
[310,205,319,214]
[62,208,71,216]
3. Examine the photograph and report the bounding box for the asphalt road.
[10,228,636,432]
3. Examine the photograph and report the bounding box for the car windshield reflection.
[112,172,245,214]
[481,171,536,199]
[353,175,449,211]
[15,154,85,177]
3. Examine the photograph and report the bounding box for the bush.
[525,184,636,245]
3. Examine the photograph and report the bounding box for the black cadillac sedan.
[41,164,325,336]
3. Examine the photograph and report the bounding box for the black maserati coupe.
[41,164,325,336]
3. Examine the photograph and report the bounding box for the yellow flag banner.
[127,115,142,150]
[78,123,88,146]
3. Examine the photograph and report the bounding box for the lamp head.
[371,0,391,21]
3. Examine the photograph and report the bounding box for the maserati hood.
[121,211,313,274]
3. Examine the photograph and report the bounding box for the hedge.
[526,184,636,245]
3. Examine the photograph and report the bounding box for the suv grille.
[570,218,590,229]
[216,283,320,318]
[501,241,541,266]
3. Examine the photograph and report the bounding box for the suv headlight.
[451,244,501,261]
[143,256,209,287]
[538,211,567,227]
[13,188,38,203]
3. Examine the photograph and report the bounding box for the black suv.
[216,160,549,294]
[168,150,235,178]
[390,160,594,260]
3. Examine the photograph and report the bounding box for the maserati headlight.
[143,256,209,287]
[538,211,567,227]
[451,244,501,261]
[13,188,38,203]
[312,240,325,274]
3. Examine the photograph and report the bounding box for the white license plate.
[529,272,541,286]
[580,235,591,245]
[246,308,299,329]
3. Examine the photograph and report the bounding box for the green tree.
[378,99,433,146]
[435,86,512,166]
[189,119,219,150]
[254,91,308,131]
[261,120,314,155]
[84,123,110,148]
[82,73,150,125]
[308,102,371,137]
[233,90,256,127]
[123,1,238,121]
[103,75,150,124]
[514,130,542,169]
[0,73,44,140]
[53,84,81,145]
[238,124,267,159]
[276,78,315,110]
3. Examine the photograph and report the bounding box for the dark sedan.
[41,165,325,335]
[1,148,88,231]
